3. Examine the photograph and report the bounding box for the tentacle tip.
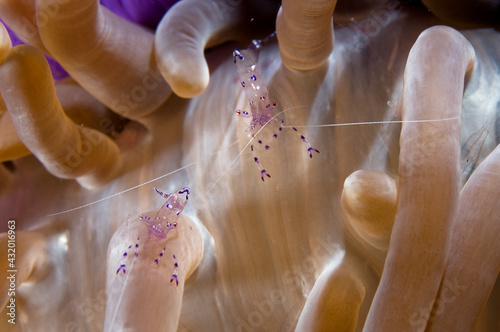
[164,63,209,99]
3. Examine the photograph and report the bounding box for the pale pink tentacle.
[54,78,124,133]
[363,26,475,331]
[0,21,30,162]
[425,144,500,331]
[276,0,337,70]
[0,44,122,189]
[0,0,49,53]
[104,211,203,331]
[35,0,171,119]
[155,0,247,98]
[296,170,398,331]
[295,261,366,332]
[0,230,49,309]
[341,170,397,253]
[0,113,30,162]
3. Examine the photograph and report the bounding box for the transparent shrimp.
[233,36,320,181]
[104,187,191,331]
[112,187,189,279]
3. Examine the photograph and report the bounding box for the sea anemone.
[0,0,499,331]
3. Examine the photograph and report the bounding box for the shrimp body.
[104,187,190,331]
[233,41,277,132]
[233,38,319,181]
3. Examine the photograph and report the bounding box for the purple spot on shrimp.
[174,263,178,268]
[261,169,271,181]
[232,37,320,182]
[134,252,138,257]
[155,259,159,264]
[160,253,163,257]
[135,243,139,248]
[123,253,127,257]
[233,50,244,63]
[241,81,246,88]
[128,245,132,249]
[170,274,178,286]
[116,264,126,275]
[179,188,190,195]
[308,147,320,158]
